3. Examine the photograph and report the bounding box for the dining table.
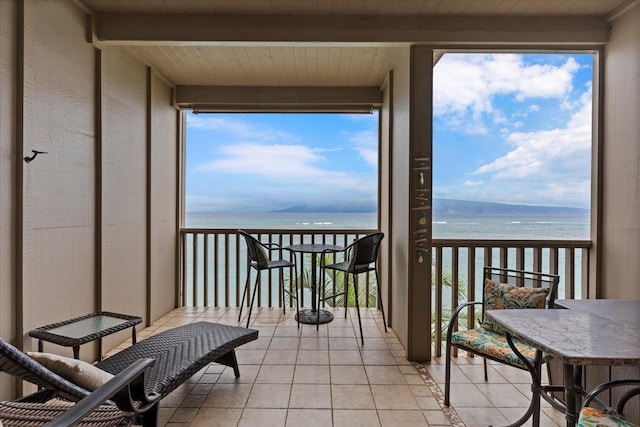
[285,243,343,324]
[486,299,640,427]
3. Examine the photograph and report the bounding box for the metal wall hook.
[24,150,48,163]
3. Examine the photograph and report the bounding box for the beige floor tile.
[180,394,207,408]
[361,350,399,365]
[371,385,420,410]
[365,365,407,385]
[423,409,453,425]
[360,337,390,350]
[190,407,243,427]
[328,327,356,338]
[263,349,298,365]
[446,383,493,407]
[167,407,198,423]
[329,350,363,365]
[415,396,440,410]
[273,326,301,337]
[333,409,381,427]
[285,409,333,427]
[454,407,510,427]
[270,337,301,350]
[246,383,292,408]
[202,383,252,408]
[330,365,368,384]
[238,408,287,427]
[475,382,531,407]
[256,364,295,384]
[329,337,360,350]
[235,349,267,365]
[218,364,259,384]
[377,409,428,426]
[293,365,330,383]
[289,384,332,408]
[331,384,376,409]
[299,336,329,350]
[297,349,329,365]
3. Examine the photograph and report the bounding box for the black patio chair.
[237,230,299,328]
[577,379,640,427]
[443,266,559,426]
[319,232,387,345]
[0,337,159,426]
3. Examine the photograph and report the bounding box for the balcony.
[161,228,592,424]
[107,305,568,426]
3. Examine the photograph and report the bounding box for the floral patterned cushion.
[578,407,638,427]
[450,326,547,369]
[482,279,550,334]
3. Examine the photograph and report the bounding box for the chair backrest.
[347,232,384,272]
[238,230,269,269]
[482,267,560,320]
[0,338,88,401]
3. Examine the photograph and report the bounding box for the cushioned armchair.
[443,267,559,425]
[578,379,640,427]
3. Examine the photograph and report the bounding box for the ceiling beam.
[174,86,382,111]
[96,14,609,45]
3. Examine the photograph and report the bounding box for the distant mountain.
[273,199,589,216]
[273,202,376,213]
[433,199,589,217]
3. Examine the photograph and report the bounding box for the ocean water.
[186,211,590,240]
[183,211,590,305]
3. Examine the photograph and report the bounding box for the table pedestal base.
[295,309,334,325]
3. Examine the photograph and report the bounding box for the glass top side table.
[29,312,143,360]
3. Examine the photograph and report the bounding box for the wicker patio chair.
[237,230,299,328]
[319,232,387,345]
[0,339,159,426]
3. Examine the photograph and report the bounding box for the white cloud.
[188,115,298,143]
[471,84,592,207]
[464,180,483,186]
[196,143,371,189]
[434,54,579,134]
[346,130,378,167]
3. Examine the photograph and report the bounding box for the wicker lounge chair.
[0,347,158,426]
[1,321,258,426]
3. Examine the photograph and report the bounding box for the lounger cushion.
[482,280,549,334]
[578,407,638,427]
[27,352,113,391]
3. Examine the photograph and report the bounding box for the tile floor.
[108,306,567,427]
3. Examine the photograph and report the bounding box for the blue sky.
[186,53,592,212]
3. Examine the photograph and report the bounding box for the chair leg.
[353,274,364,346]
[141,402,159,427]
[444,332,453,406]
[294,263,300,328]
[374,269,388,332]
[238,270,251,322]
[344,274,349,319]
[246,274,260,328]
[280,269,286,316]
[483,357,488,381]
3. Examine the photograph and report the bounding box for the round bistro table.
[285,243,343,324]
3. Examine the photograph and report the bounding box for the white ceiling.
[82,0,638,92]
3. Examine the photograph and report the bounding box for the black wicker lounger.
[1,321,258,426]
[96,322,258,398]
